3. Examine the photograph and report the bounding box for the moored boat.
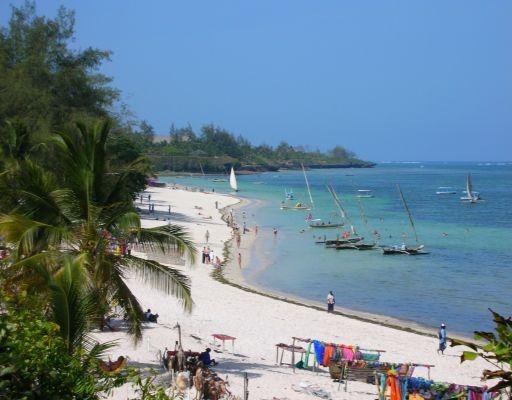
[436,187,456,195]
[382,185,427,255]
[308,219,344,228]
[356,189,374,198]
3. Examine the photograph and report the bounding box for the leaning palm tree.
[0,120,196,341]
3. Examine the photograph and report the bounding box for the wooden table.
[275,343,307,366]
[212,333,236,353]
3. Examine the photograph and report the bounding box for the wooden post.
[291,338,296,373]
[243,372,249,400]
[275,346,279,365]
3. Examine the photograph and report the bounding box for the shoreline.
[216,193,475,342]
[100,185,490,399]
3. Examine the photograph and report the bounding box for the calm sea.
[160,162,512,335]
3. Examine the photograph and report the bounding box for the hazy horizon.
[2,1,511,162]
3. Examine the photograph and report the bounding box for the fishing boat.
[323,184,364,246]
[382,185,427,255]
[436,187,456,195]
[280,164,313,210]
[229,167,238,192]
[356,189,374,198]
[308,219,344,228]
[460,173,480,203]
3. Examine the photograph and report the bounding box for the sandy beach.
[97,186,492,400]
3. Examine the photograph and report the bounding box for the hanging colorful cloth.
[386,371,402,400]
[341,346,355,361]
[322,343,335,367]
[313,340,325,365]
[304,341,312,366]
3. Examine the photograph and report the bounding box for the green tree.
[451,310,512,398]
[0,291,126,399]
[0,120,195,341]
[0,1,117,135]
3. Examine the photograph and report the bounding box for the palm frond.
[136,224,196,264]
[48,255,98,354]
[124,255,193,313]
[109,267,144,342]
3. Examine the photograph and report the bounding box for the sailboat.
[229,167,238,192]
[382,185,427,255]
[324,184,363,248]
[460,173,480,203]
[280,164,312,210]
[308,186,344,228]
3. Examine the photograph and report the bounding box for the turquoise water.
[160,162,512,335]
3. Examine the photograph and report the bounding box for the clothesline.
[376,372,502,400]
[292,336,386,353]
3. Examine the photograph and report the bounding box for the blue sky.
[2,1,511,161]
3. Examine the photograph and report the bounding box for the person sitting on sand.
[144,309,159,323]
[198,348,217,366]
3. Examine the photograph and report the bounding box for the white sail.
[301,164,314,208]
[229,167,238,191]
[466,173,473,199]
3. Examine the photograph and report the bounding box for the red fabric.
[322,343,335,367]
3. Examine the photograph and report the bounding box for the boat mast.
[397,184,419,244]
[302,163,314,208]
[327,184,357,235]
[198,159,205,176]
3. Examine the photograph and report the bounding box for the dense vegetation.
[0,4,193,398]
[145,123,375,173]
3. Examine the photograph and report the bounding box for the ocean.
[159,162,512,335]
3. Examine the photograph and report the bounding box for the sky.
[1,1,512,161]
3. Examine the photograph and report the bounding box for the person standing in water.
[205,230,210,244]
[326,291,335,313]
[438,323,447,354]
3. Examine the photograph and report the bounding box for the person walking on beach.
[327,291,335,313]
[237,252,242,268]
[236,233,241,248]
[438,323,447,354]
[243,222,247,234]
[201,247,207,264]
[205,230,210,244]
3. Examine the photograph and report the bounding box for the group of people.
[201,246,222,267]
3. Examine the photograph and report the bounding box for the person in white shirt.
[327,291,335,313]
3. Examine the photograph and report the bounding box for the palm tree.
[0,120,196,341]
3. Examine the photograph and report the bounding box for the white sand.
[97,186,491,400]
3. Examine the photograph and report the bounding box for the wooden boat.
[280,201,311,210]
[325,237,364,246]
[355,242,378,250]
[382,244,427,255]
[308,219,344,228]
[382,185,427,255]
[334,243,359,250]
